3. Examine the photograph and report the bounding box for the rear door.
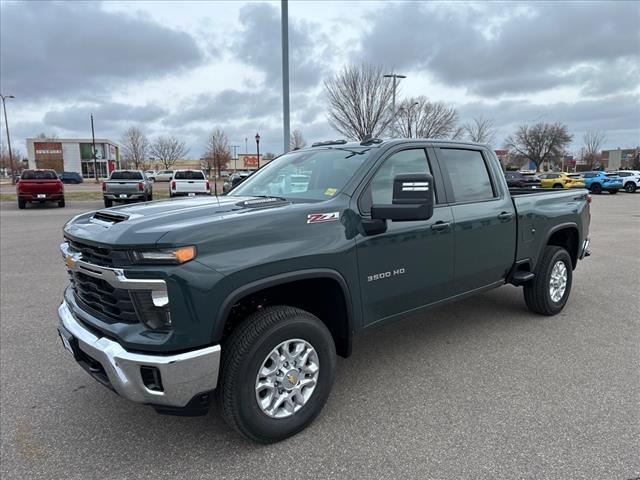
[435,147,516,294]
[355,146,454,326]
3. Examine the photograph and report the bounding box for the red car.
[16,169,65,209]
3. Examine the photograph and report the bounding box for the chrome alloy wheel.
[255,339,320,419]
[549,260,568,303]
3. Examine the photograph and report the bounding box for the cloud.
[357,1,640,96]
[43,103,168,131]
[0,1,203,100]
[232,3,329,89]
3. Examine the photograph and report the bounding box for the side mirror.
[371,173,435,222]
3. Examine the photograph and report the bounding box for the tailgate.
[18,180,61,193]
[106,181,141,194]
[175,180,208,192]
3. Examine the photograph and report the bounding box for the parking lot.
[0,194,638,480]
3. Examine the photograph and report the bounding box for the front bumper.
[57,300,221,408]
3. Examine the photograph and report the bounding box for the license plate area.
[37,194,46,199]
[188,192,195,197]
[119,194,127,198]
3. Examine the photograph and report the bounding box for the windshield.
[21,170,57,180]
[110,171,143,180]
[174,170,205,180]
[229,147,371,200]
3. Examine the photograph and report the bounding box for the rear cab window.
[174,171,205,180]
[21,170,58,180]
[438,148,496,203]
[110,171,143,180]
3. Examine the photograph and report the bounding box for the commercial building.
[600,148,640,170]
[26,138,120,178]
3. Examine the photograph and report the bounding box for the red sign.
[243,156,259,168]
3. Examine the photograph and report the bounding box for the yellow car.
[538,172,585,189]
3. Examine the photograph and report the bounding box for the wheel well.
[222,278,352,358]
[547,227,579,268]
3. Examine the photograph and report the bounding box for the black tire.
[624,182,637,193]
[524,246,573,316]
[608,189,618,195]
[58,198,65,208]
[104,198,113,208]
[553,183,563,189]
[18,198,26,209]
[590,183,602,194]
[218,306,336,443]
[148,193,153,201]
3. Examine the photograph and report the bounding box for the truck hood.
[64,196,303,247]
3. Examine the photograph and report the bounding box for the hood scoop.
[91,210,130,225]
[237,197,290,209]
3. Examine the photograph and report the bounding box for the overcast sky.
[1,0,638,158]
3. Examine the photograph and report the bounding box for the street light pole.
[281,0,290,154]
[255,133,260,170]
[383,73,406,138]
[212,134,218,196]
[1,94,15,180]
[231,145,239,172]
[91,114,98,183]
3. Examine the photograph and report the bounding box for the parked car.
[580,171,623,194]
[102,170,153,207]
[58,172,84,184]
[154,170,174,182]
[16,169,65,208]
[504,171,541,188]
[58,138,591,442]
[223,171,252,193]
[144,170,156,181]
[613,170,640,193]
[170,169,210,197]
[539,172,585,189]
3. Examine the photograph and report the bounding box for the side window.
[360,148,432,214]
[439,149,495,203]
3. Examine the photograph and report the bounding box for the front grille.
[66,239,131,267]
[70,271,139,323]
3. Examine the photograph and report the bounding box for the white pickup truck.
[170,170,210,197]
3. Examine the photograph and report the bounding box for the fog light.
[151,291,169,307]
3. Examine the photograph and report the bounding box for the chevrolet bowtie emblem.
[65,255,76,269]
[286,374,296,385]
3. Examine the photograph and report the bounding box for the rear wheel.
[104,198,113,208]
[624,182,636,193]
[608,189,618,195]
[590,183,602,194]
[218,306,336,443]
[553,183,563,189]
[18,198,26,209]
[524,246,572,316]
[58,198,65,208]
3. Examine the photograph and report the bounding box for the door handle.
[431,221,451,232]
[498,211,514,221]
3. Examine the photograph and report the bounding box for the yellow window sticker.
[324,188,337,197]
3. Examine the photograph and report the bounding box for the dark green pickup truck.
[58,139,591,442]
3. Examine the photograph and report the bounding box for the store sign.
[80,143,105,160]
[34,142,62,157]
[243,155,259,168]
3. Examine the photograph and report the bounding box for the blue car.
[58,171,84,184]
[581,171,622,194]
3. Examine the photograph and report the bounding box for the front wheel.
[553,183,563,189]
[608,189,618,195]
[218,306,336,443]
[590,183,602,194]
[524,246,573,316]
[624,182,637,193]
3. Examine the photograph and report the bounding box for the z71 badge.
[307,212,340,224]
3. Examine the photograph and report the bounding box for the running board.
[510,271,535,285]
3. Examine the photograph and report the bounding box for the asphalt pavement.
[1,194,639,479]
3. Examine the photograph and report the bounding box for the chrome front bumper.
[57,300,221,408]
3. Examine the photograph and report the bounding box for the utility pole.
[212,134,218,196]
[281,0,290,153]
[245,137,248,154]
[1,94,15,180]
[383,73,406,138]
[231,145,239,172]
[91,114,98,183]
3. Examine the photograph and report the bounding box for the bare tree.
[324,63,395,140]
[202,128,232,178]
[0,143,22,175]
[504,122,573,172]
[463,116,497,145]
[290,129,306,150]
[150,136,189,170]
[121,127,149,170]
[582,130,606,169]
[394,97,462,139]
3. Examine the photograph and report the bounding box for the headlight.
[129,246,196,264]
